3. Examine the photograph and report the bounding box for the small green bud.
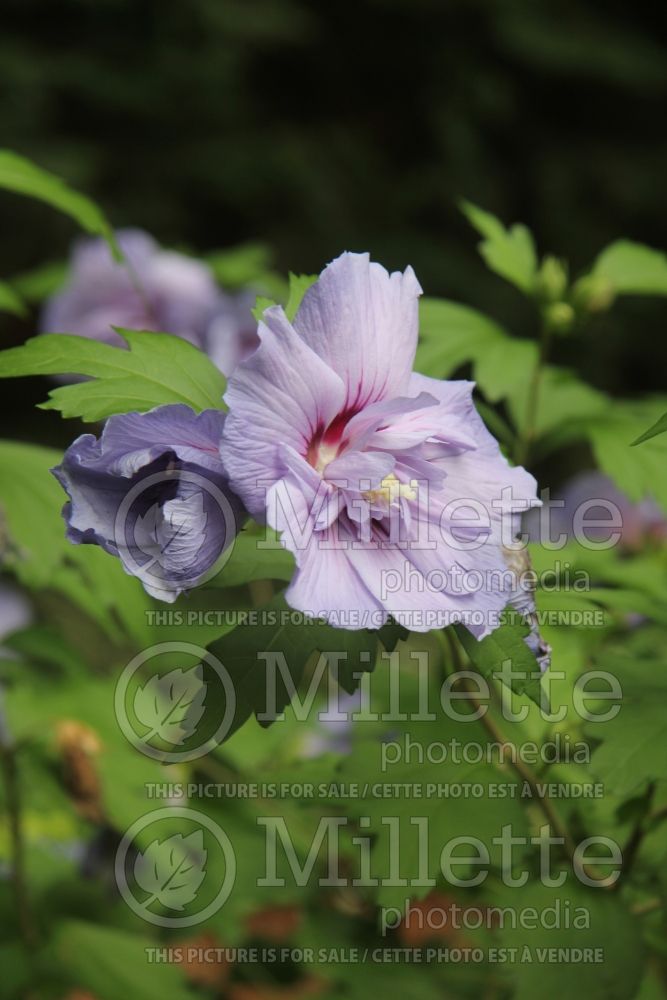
[536,255,568,303]
[572,274,616,313]
[543,301,575,334]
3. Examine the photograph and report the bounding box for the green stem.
[0,700,37,948]
[515,321,553,467]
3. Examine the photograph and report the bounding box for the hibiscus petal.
[98,404,227,475]
[341,392,440,451]
[293,252,422,409]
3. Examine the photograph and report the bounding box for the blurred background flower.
[0,581,32,652]
[527,470,667,550]
[40,229,220,349]
[40,229,258,376]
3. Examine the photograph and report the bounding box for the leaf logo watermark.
[115,807,236,928]
[133,664,207,746]
[114,642,236,762]
[134,830,207,910]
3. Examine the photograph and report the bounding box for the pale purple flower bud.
[52,405,243,601]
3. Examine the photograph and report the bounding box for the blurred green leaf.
[0,279,26,317]
[0,438,151,641]
[0,942,32,997]
[587,652,667,796]
[461,200,538,294]
[9,259,67,304]
[0,439,69,586]
[587,399,667,512]
[54,921,193,1000]
[285,272,317,321]
[0,149,120,259]
[591,240,667,296]
[3,625,89,678]
[207,526,295,587]
[205,240,287,300]
[206,240,272,286]
[5,668,165,831]
[0,329,226,420]
[496,882,644,1000]
[507,364,608,439]
[474,336,538,401]
[338,716,529,908]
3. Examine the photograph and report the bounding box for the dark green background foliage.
[1,4,667,999]
[1,0,666,404]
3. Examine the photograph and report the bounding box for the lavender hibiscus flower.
[220,252,539,634]
[52,405,243,601]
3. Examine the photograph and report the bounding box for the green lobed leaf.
[416,296,537,400]
[249,271,317,325]
[587,398,667,512]
[206,593,406,742]
[285,271,317,320]
[0,328,227,420]
[461,199,538,294]
[252,294,277,322]
[455,621,544,706]
[0,149,120,259]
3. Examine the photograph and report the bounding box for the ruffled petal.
[285,525,387,627]
[221,306,346,517]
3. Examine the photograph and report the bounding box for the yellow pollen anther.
[362,473,418,508]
